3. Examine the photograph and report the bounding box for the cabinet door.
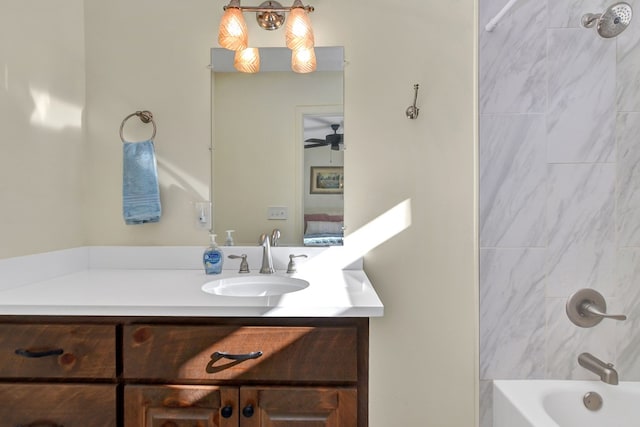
[125,385,239,427]
[0,383,116,426]
[240,387,357,427]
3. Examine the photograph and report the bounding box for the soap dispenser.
[225,230,235,246]
[203,233,224,274]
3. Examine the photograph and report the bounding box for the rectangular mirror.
[211,47,344,246]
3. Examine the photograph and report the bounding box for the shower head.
[582,2,632,38]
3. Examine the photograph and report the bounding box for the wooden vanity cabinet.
[124,384,237,427]
[0,317,368,427]
[122,322,363,427]
[0,323,117,426]
[123,385,356,427]
[240,386,357,427]
[0,383,117,426]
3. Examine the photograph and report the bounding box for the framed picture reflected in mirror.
[310,166,344,194]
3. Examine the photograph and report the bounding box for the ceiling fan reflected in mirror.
[304,123,344,151]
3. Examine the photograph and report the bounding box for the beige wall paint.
[83,0,215,246]
[0,0,86,258]
[2,0,478,425]
[336,2,478,425]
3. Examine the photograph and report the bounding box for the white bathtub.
[493,380,640,427]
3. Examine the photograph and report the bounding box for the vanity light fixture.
[218,0,249,51]
[291,46,316,73]
[234,47,261,73]
[218,0,316,73]
[285,0,314,51]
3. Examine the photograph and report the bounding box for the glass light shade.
[218,8,249,51]
[234,48,260,73]
[285,7,314,51]
[291,47,316,73]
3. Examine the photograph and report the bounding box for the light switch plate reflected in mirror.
[194,201,212,229]
[268,206,288,220]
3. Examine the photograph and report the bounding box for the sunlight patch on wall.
[29,87,82,130]
[156,156,210,201]
[299,198,413,271]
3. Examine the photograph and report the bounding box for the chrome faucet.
[578,352,619,385]
[259,233,275,274]
[270,228,281,247]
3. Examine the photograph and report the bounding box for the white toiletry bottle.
[203,233,224,274]
[225,230,235,246]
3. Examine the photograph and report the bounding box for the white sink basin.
[202,275,310,297]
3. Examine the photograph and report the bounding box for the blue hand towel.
[122,140,161,225]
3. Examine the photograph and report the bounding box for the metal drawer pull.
[17,422,63,427]
[14,348,64,358]
[206,351,263,374]
[242,404,255,418]
[213,351,263,361]
[221,405,234,418]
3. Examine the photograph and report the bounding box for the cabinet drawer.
[0,324,116,378]
[123,325,357,382]
[0,383,116,426]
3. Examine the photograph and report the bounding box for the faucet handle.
[580,302,627,321]
[566,288,627,328]
[228,254,250,273]
[271,229,281,247]
[286,254,308,274]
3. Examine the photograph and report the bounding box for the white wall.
[2,1,478,425]
[0,1,86,258]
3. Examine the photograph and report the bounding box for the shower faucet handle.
[566,288,627,328]
[580,302,627,321]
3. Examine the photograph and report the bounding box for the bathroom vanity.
[0,246,383,427]
[0,316,367,426]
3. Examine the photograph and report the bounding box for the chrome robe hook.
[406,84,420,120]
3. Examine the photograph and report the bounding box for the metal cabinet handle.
[206,351,263,373]
[242,404,255,418]
[213,351,263,361]
[221,405,234,418]
[16,422,63,427]
[14,348,64,358]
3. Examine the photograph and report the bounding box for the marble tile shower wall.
[479,0,640,425]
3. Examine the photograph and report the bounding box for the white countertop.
[0,247,384,318]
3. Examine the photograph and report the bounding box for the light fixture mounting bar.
[223,5,314,13]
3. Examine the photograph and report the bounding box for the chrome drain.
[583,391,603,411]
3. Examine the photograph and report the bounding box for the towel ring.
[120,110,157,143]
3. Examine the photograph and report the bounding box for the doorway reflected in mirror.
[303,114,344,246]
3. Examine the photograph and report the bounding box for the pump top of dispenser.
[225,230,235,246]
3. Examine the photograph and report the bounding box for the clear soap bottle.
[203,233,224,274]
[225,230,235,246]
